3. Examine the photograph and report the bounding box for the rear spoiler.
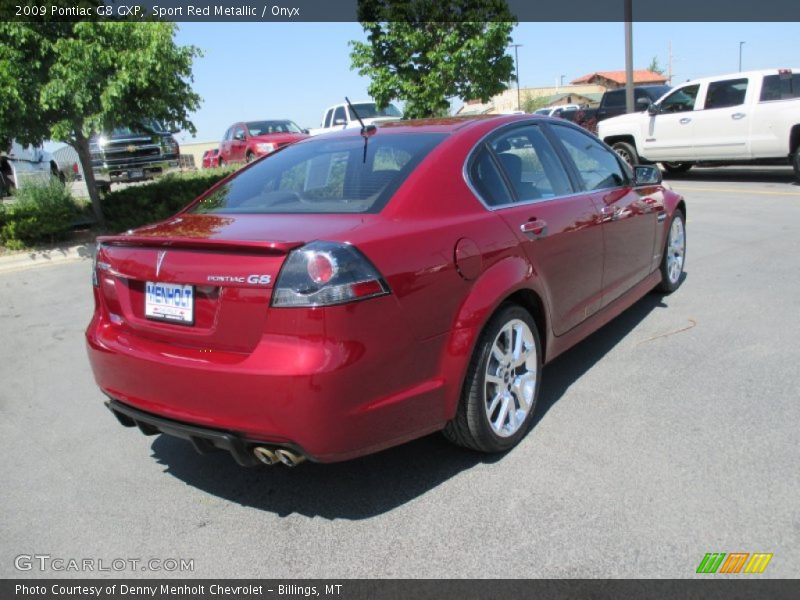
[96,234,304,255]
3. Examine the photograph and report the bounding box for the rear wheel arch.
[440,258,549,420]
[789,124,800,156]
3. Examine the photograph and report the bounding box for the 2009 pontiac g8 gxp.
[86,115,686,467]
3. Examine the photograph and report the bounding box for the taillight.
[271,241,389,307]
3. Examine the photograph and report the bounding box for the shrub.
[103,167,235,233]
[0,179,79,249]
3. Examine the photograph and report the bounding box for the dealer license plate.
[145,282,194,324]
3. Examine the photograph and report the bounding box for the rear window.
[191,133,445,214]
[760,73,800,101]
[603,90,624,108]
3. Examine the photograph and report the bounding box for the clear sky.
[137,21,800,144]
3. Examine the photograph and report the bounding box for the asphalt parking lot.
[1,167,798,579]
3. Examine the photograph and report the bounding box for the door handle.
[679,117,692,125]
[601,205,622,220]
[520,218,547,238]
[731,112,746,120]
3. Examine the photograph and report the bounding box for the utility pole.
[511,43,523,111]
[739,41,745,72]
[667,40,673,84]
[624,0,634,113]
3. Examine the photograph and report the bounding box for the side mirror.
[636,97,652,110]
[647,103,660,116]
[333,118,347,126]
[302,129,309,134]
[234,132,245,141]
[633,165,662,186]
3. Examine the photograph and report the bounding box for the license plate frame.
[127,168,144,179]
[145,281,195,325]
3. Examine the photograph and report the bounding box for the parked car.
[218,120,308,165]
[308,101,403,136]
[533,104,583,117]
[90,120,180,188]
[1,141,62,197]
[87,115,686,467]
[201,148,220,169]
[597,68,800,179]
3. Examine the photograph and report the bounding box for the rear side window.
[760,73,800,101]
[469,147,512,207]
[704,78,748,109]
[333,106,346,124]
[550,125,627,191]
[489,125,573,200]
[191,133,445,214]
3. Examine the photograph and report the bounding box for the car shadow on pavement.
[664,167,796,185]
[150,288,674,520]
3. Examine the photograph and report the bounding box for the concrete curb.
[0,243,94,274]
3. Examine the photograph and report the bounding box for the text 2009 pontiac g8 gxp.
[86,115,686,467]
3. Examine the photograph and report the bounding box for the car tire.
[245,152,255,163]
[662,162,693,174]
[443,304,542,453]
[793,151,800,183]
[656,209,686,294]
[612,141,639,166]
[0,171,13,198]
[218,158,226,167]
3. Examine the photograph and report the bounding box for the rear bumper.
[105,398,306,466]
[86,303,449,463]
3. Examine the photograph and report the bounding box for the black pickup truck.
[90,120,180,187]
[554,85,672,134]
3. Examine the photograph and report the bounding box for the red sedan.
[217,120,308,165]
[86,115,686,467]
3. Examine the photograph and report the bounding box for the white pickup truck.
[597,68,800,181]
[308,101,403,136]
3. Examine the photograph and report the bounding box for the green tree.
[350,0,516,119]
[0,21,201,227]
[648,56,666,75]
[522,94,550,114]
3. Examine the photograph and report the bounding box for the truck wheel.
[662,162,693,174]
[793,152,800,183]
[245,152,255,163]
[0,171,13,197]
[612,142,639,166]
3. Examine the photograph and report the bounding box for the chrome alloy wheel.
[666,216,685,284]
[484,319,538,438]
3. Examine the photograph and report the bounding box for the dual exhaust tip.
[253,446,306,467]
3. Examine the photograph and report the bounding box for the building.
[570,70,668,89]
[457,84,605,115]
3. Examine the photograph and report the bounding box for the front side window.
[550,125,628,191]
[659,85,700,113]
[704,78,748,109]
[323,110,333,128]
[489,125,573,201]
[191,133,445,214]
